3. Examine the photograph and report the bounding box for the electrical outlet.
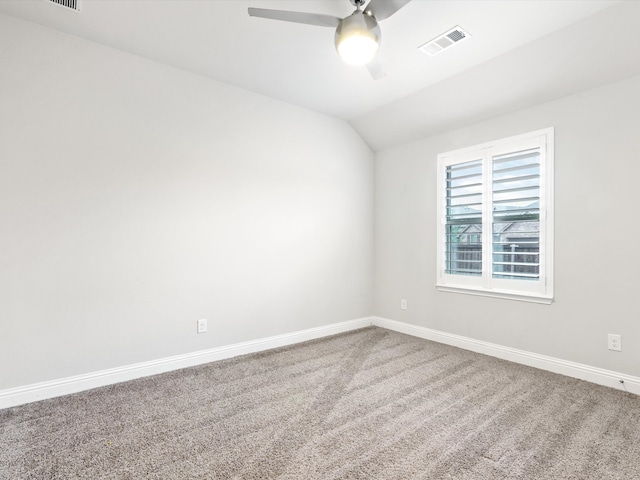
[400,299,407,310]
[197,319,207,334]
[608,333,621,351]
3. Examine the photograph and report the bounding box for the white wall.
[375,73,640,377]
[0,14,374,390]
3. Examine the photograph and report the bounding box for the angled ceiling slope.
[0,1,636,150]
[350,0,640,151]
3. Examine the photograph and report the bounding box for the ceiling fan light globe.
[335,11,381,66]
[337,35,378,65]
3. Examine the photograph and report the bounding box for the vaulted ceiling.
[2,0,639,150]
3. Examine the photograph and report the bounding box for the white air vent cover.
[419,26,470,56]
[45,0,80,12]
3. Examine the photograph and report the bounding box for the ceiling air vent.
[45,0,80,12]
[419,26,470,56]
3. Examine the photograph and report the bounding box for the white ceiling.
[1,0,639,150]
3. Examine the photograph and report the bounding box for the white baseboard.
[4,316,636,409]
[0,317,374,409]
[372,316,640,396]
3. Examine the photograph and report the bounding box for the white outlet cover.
[607,333,621,351]
[197,319,207,334]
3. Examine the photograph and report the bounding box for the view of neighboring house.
[447,216,540,280]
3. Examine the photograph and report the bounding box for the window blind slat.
[492,196,540,205]
[492,148,539,162]
[493,160,540,172]
[492,272,540,279]
[492,174,540,185]
[492,187,540,198]
[447,182,483,190]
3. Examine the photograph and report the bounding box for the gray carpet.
[1,327,639,479]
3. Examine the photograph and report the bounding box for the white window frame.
[436,128,554,304]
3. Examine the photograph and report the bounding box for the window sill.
[436,284,553,304]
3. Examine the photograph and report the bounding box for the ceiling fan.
[248,0,412,80]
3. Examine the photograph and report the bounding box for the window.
[436,128,554,303]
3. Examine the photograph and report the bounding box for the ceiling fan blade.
[248,8,341,28]
[366,58,386,80]
[364,0,412,21]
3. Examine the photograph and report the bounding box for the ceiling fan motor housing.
[335,11,381,65]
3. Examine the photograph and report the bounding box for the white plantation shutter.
[491,148,541,280]
[437,128,554,303]
[445,159,483,276]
